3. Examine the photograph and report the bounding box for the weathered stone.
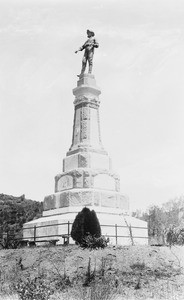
[90,152,110,169]
[73,172,83,188]
[101,192,116,208]
[56,192,69,208]
[63,154,78,172]
[94,173,116,191]
[56,174,73,192]
[43,195,56,210]
[83,172,91,188]
[78,153,89,168]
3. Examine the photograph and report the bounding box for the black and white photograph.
[0,0,184,299]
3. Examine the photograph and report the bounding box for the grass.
[0,245,184,300]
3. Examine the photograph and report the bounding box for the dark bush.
[0,235,20,249]
[71,207,102,247]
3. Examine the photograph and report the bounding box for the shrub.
[71,207,102,247]
[15,274,54,300]
[166,226,184,247]
[0,235,20,249]
[82,234,109,249]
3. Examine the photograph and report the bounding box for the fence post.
[115,224,118,245]
[33,225,36,243]
[67,221,70,244]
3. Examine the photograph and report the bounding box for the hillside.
[0,193,43,239]
[0,245,184,300]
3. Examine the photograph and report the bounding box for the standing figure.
[75,30,99,77]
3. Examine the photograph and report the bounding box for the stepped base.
[43,188,128,211]
[23,206,148,246]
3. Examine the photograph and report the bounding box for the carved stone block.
[57,175,73,192]
[82,191,93,205]
[101,192,116,208]
[82,106,89,120]
[119,195,129,211]
[63,154,78,172]
[93,191,100,206]
[83,173,91,188]
[56,192,69,208]
[73,108,81,145]
[69,191,83,206]
[78,153,89,168]
[94,173,116,191]
[43,195,56,211]
[73,172,83,188]
[90,152,110,170]
[81,120,88,140]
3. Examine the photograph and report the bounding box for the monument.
[24,30,148,245]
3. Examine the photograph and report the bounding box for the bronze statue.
[75,30,99,77]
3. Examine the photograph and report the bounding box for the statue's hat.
[87,29,95,37]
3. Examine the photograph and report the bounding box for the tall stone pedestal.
[23,74,148,245]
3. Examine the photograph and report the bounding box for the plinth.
[24,74,148,245]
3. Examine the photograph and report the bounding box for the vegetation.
[82,234,109,249]
[166,226,184,247]
[0,193,43,245]
[0,245,184,300]
[132,196,184,245]
[71,207,104,248]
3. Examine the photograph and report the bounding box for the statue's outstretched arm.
[75,43,86,54]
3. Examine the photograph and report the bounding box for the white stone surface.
[63,154,78,172]
[43,189,129,211]
[90,152,110,169]
[63,152,110,172]
[23,211,148,245]
[42,205,128,217]
[73,108,80,146]
[94,173,115,190]
[57,175,73,191]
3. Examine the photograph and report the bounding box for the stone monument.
[24,31,148,245]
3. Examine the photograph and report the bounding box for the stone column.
[68,73,105,154]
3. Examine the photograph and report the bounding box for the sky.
[0,0,184,211]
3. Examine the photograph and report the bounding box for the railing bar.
[23,222,71,230]
[23,224,147,230]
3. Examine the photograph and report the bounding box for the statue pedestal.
[23,74,148,245]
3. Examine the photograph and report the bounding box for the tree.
[132,196,184,245]
[0,193,43,242]
[71,207,101,246]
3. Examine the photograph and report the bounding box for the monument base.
[23,206,148,246]
[23,73,148,246]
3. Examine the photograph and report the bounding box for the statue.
[75,30,99,77]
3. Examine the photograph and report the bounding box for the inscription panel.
[57,175,73,191]
[73,108,81,145]
[90,108,100,147]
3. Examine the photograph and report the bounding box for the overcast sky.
[0,0,184,211]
